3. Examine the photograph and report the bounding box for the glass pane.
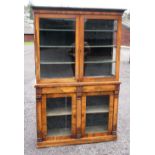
[86,95,109,133]
[40,64,74,78]
[86,113,108,133]
[46,97,72,136]
[39,18,75,78]
[84,19,117,77]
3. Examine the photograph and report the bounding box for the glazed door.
[79,15,122,81]
[35,14,81,83]
[81,92,114,137]
[41,93,77,139]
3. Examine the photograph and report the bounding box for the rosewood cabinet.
[33,6,124,148]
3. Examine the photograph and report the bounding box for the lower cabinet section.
[36,86,119,148]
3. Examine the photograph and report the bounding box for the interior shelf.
[40,28,116,32]
[40,45,115,48]
[40,61,114,65]
[47,108,71,116]
[85,30,116,32]
[47,128,71,136]
[85,45,116,48]
[86,105,109,114]
[46,97,72,116]
[40,45,75,48]
[86,125,108,133]
[40,61,75,65]
[85,60,116,64]
[40,28,75,32]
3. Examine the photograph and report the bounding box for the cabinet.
[33,6,125,148]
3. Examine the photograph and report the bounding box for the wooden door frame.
[78,14,122,82]
[81,92,114,137]
[40,93,77,140]
[34,13,81,84]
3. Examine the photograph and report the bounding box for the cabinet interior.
[40,18,75,78]
[86,95,109,133]
[46,97,72,136]
[84,19,117,77]
[39,18,117,79]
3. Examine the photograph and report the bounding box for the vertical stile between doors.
[76,15,84,137]
[71,94,77,137]
[79,15,84,81]
[76,15,85,81]
[75,16,80,81]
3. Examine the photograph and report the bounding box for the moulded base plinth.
[37,134,117,148]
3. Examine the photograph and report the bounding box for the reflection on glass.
[84,19,117,77]
[39,18,75,78]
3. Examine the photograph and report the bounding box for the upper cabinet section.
[33,8,123,83]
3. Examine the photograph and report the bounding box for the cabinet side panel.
[36,88,42,142]
[71,94,77,137]
[34,14,40,83]
[41,94,47,139]
[115,17,122,80]
[112,92,119,134]
[108,95,114,134]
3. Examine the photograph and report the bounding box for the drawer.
[42,86,76,94]
[82,84,117,93]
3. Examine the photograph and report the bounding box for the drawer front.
[41,84,119,94]
[42,87,76,94]
[82,85,116,93]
